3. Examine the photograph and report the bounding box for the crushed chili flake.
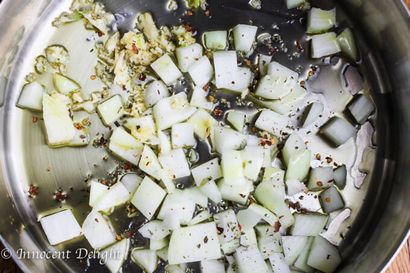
[32,116,39,123]
[100,178,109,185]
[274,221,281,232]
[204,9,210,17]
[216,226,224,234]
[270,47,279,55]
[202,83,210,92]
[185,9,194,16]
[28,184,39,198]
[53,189,68,202]
[212,108,223,117]
[184,23,194,32]
[74,122,83,130]
[316,181,324,187]
[115,234,122,241]
[260,138,273,147]
[131,43,139,54]
[123,230,136,238]
[123,162,132,171]
[90,74,97,80]
[138,73,147,81]
[295,40,304,51]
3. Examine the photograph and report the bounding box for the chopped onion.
[203,31,227,50]
[307,8,336,34]
[337,28,358,61]
[175,43,203,72]
[319,186,345,213]
[97,95,124,126]
[307,236,341,273]
[168,222,222,264]
[40,210,82,245]
[151,54,183,86]
[130,176,167,220]
[347,94,375,124]
[17,82,44,111]
[320,117,357,147]
[311,32,341,59]
[232,24,258,52]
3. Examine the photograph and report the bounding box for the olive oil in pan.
[10,0,375,272]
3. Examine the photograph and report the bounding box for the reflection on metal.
[322,208,352,246]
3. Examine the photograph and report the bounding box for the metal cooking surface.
[1,0,380,272]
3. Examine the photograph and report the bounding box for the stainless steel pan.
[0,0,408,272]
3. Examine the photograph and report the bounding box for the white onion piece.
[175,43,203,72]
[307,8,336,34]
[307,236,341,273]
[130,176,167,220]
[168,222,222,264]
[40,210,82,245]
[151,54,182,85]
[311,32,341,59]
[17,82,44,111]
[232,24,258,52]
[203,30,227,50]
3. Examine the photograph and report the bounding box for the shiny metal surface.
[0,0,407,272]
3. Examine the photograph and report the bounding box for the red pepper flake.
[212,108,223,117]
[90,74,97,80]
[184,23,194,33]
[238,223,243,232]
[295,40,304,51]
[185,9,194,16]
[131,43,139,54]
[115,234,122,241]
[274,221,281,232]
[74,122,83,130]
[138,73,147,81]
[205,9,211,17]
[216,226,224,234]
[100,178,109,186]
[260,138,273,147]
[123,230,136,238]
[97,30,104,37]
[32,116,39,123]
[316,181,324,187]
[123,162,132,171]
[53,189,68,202]
[202,83,210,92]
[270,47,279,55]
[28,184,39,198]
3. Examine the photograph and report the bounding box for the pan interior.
[2,0,385,272]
